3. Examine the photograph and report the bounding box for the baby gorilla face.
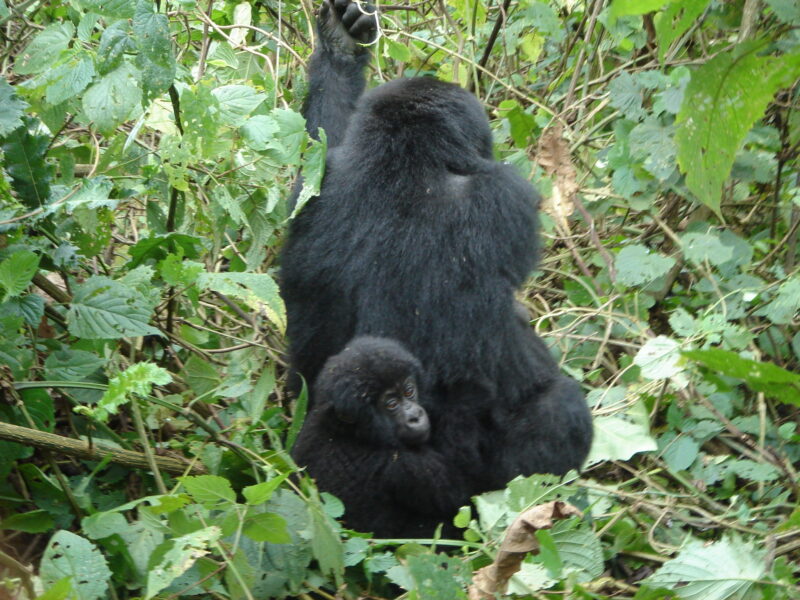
[377,375,430,446]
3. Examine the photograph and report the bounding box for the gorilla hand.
[318,0,378,55]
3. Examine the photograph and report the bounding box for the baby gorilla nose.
[401,402,430,445]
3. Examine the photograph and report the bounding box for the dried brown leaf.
[535,125,578,228]
[468,500,582,600]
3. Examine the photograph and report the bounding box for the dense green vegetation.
[0,0,799,598]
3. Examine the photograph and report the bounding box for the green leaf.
[645,536,766,600]
[92,362,171,422]
[243,512,291,543]
[406,553,468,599]
[133,1,175,101]
[212,85,266,127]
[2,294,44,326]
[81,0,135,18]
[272,108,307,164]
[553,527,604,580]
[683,348,800,406]
[609,72,646,122]
[294,134,327,215]
[587,402,658,464]
[654,0,711,63]
[676,47,800,216]
[0,78,28,137]
[766,0,800,24]
[0,117,53,208]
[33,577,72,600]
[615,245,675,286]
[680,232,733,266]
[309,507,344,581]
[146,527,221,598]
[610,0,668,19]
[628,117,677,180]
[40,531,112,600]
[82,63,142,134]
[67,275,161,339]
[754,276,800,324]
[634,336,684,380]
[243,473,291,505]
[178,475,236,506]
[198,271,285,332]
[97,21,134,76]
[241,114,281,151]
[15,22,74,75]
[0,509,54,533]
[46,55,96,105]
[386,39,411,62]
[0,250,39,298]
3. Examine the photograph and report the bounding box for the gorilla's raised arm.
[302,0,378,147]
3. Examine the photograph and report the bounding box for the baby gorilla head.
[314,336,430,447]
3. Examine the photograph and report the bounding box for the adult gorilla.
[281,0,592,493]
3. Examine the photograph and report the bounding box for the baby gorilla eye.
[403,379,415,399]
[383,396,399,410]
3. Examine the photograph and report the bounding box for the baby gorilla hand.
[318,0,378,54]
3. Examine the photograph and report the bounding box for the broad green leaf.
[628,117,677,180]
[615,245,675,286]
[241,114,281,152]
[310,507,344,580]
[92,362,172,422]
[0,78,27,136]
[212,85,266,127]
[654,0,711,63]
[15,23,74,75]
[676,47,800,215]
[40,531,112,600]
[609,71,646,122]
[386,39,411,62]
[766,0,800,24]
[133,1,175,101]
[683,348,800,406]
[272,108,308,164]
[82,63,142,133]
[552,528,604,581]
[81,0,135,18]
[610,0,668,19]
[0,249,39,298]
[634,336,684,380]
[243,512,291,543]
[680,232,733,266]
[46,55,96,105]
[646,536,766,600]
[2,294,44,326]
[34,577,72,600]
[0,117,53,208]
[97,21,134,76]
[67,276,161,339]
[754,276,800,324]
[659,433,699,470]
[406,553,468,599]
[178,475,236,506]
[243,473,291,505]
[587,402,658,464]
[146,527,221,599]
[198,271,285,332]
[294,134,327,216]
[0,509,54,533]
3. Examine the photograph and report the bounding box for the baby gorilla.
[292,337,467,538]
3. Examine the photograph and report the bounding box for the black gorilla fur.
[282,0,593,507]
[292,337,467,538]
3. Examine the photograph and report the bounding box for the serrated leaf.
[198,271,285,332]
[294,134,327,215]
[241,114,281,151]
[634,336,684,380]
[82,63,142,133]
[82,0,135,17]
[93,362,172,422]
[97,21,134,76]
[609,72,646,122]
[553,527,604,580]
[587,402,657,464]
[178,475,236,506]
[0,249,39,297]
[15,22,74,75]
[133,2,175,101]
[680,232,733,266]
[40,531,112,600]
[386,39,411,62]
[646,536,766,600]
[212,85,266,127]
[243,473,291,505]
[310,507,344,580]
[615,245,675,286]
[754,276,800,324]
[67,276,161,339]
[0,78,28,137]
[2,294,44,326]
[243,512,291,543]
[46,55,96,105]
[676,47,800,215]
[629,117,677,180]
[146,527,221,599]
[0,117,53,208]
